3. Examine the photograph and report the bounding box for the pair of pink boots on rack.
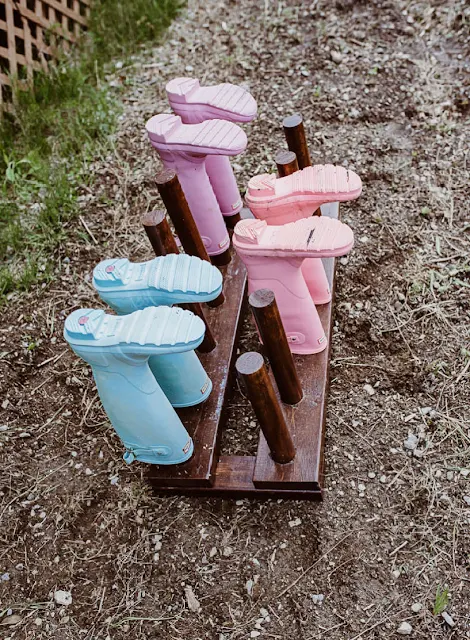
[234,165,362,355]
[146,78,256,258]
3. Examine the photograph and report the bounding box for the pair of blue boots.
[64,254,223,465]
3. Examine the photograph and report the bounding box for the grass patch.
[0,0,182,301]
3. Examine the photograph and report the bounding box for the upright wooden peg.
[249,289,303,405]
[142,209,177,256]
[236,352,296,464]
[154,170,225,307]
[283,114,312,169]
[141,210,217,353]
[275,150,299,177]
[155,169,231,268]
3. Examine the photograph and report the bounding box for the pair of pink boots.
[234,165,362,354]
[146,78,256,257]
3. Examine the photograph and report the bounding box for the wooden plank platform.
[252,256,334,491]
[146,252,246,487]
[147,203,339,500]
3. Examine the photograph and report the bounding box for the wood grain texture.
[146,252,247,487]
[148,456,321,500]
[282,114,312,169]
[275,149,299,176]
[252,255,335,491]
[249,289,303,406]
[236,352,296,464]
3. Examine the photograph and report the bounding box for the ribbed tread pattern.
[167,77,256,120]
[120,307,204,347]
[149,255,222,294]
[248,165,362,200]
[234,218,354,254]
[146,114,246,153]
[64,307,205,350]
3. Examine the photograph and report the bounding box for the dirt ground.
[1,0,470,638]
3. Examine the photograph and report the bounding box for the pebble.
[397,621,413,635]
[223,546,233,557]
[1,572,10,581]
[463,496,470,506]
[311,594,324,605]
[392,569,401,579]
[260,608,269,618]
[461,469,470,477]
[54,590,72,606]
[330,50,343,64]
[411,602,422,613]
[251,632,261,638]
[441,611,455,627]
[184,585,201,613]
[288,517,302,528]
[368,471,376,479]
[363,384,375,396]
[379,475,387,483]
[404,434,418,451]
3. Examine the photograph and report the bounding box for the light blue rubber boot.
[93,254,222,407]
[63,306,206,465]
[93,254,223,312]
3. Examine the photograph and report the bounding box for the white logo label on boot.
[318,334,327,344]
[200,379,210,395]
[183,440,192,454]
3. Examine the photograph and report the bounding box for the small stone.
[185,65,194,72]
[54,590,72,606]
[368,471,376,479]
[251,632,261,638]
[358,484,366,492]
[397,621,412,635]
[209,547,217,558]
[379,475,387,483]
[246,579,254,596]
[260,608,269,618]
[363,384,375,396]
[184,585,201,613]
[1,572,10,581]
[223,546,233,557]
[461,469,470,477]
[411,602,422,613]
[463,496,470,506]
[404,434,419,451]
[420,407,433,415]
[288,517,302,528]
[2,614,22,625]
[311,594,324,605]
[441,611,455,627]
[330,50,343,64]
[392,569,401,579]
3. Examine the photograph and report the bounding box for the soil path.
[1,1,469,638]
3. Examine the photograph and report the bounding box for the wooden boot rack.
[145,115,338,500]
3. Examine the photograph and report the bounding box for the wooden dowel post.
[283,114,312,169]
[142,209,178,255]
[224,212,241,229]
[155,169,226,307]
[275,150,299,177]
[155,168,231,267]
[249,289,303,405]
[141,210,217,353]
[236,352,296,464]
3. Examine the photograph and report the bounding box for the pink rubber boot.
[233,218,354,354]
[146,114,247,256]
[166,77,257,218]
[246,165,362,304]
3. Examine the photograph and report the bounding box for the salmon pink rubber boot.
[245,165,362,304]
[166,77,257,218]
[146,114,247,256]
[233,218,354,354]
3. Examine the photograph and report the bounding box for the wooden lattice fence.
[0,0,90,104]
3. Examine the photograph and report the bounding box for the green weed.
[433,585,449,615]
[0,0,183,303]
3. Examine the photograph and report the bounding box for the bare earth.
[1,1,470,638]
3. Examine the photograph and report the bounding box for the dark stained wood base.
[146,203,339,500]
